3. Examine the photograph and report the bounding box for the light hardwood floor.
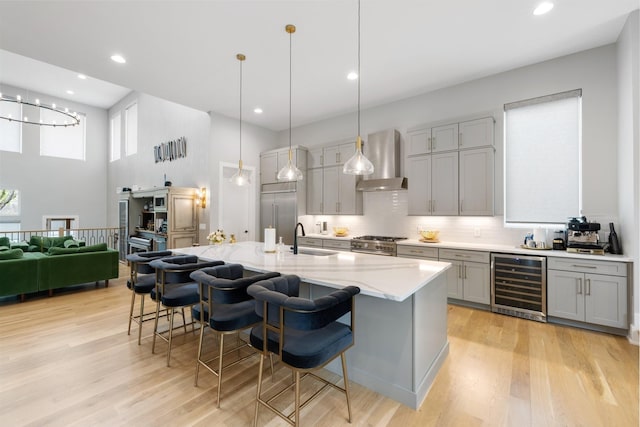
[0,264,637,427]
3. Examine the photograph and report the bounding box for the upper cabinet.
[260,146,307,186]
[323,142,354,166]
[406,115,495,216]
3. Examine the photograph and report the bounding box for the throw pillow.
[0,248,24,260]
[0,236,9,247]
[48,247,80,255]
[0,246,9,251]
[77,243,108,253]
[64,239,80,248]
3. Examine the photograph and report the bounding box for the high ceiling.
[0,1,637,131]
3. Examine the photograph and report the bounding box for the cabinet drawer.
[297,237,323,248]
[323,239,352,250]
[397,245,438,259]
[548,258,628,277]
[439,249,489,263]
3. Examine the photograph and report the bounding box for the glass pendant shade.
[277,149,303,181]
[343,136,374,175]
[230,159,250,186]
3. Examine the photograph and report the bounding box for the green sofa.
[0,240,119,301]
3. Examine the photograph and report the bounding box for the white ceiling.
[0,1,637,131]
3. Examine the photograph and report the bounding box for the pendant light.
[277,24,304,182]
[343,0,374,176]
[230,53,250,186]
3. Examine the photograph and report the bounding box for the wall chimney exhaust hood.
[356,129,408,191]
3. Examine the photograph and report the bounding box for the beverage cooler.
[491,253,547,322]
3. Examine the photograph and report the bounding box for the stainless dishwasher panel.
[491,253,547,322]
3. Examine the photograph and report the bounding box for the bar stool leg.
[137,294,145,345]
[294,370,301,427]
[216,333,225,408]
[254,354,265,427]
[167,308,176,367]
[341,352,352,423]
[152,298,161,354]
[194,321,206,386]
[127,289,136,335]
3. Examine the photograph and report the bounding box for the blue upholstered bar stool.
[126,250,173,345]
[149,255,224,366]
[247,275,360,427]
[189,264,280,407]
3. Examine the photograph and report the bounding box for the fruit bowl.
[419,230,440,241]
[333,227,349,237]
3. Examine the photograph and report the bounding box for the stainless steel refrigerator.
[260,190,299,245]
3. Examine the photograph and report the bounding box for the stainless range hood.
[356,129,408,191]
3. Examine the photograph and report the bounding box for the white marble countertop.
[174,241,451,302]
[397,239,634,262]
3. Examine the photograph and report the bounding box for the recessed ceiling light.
[533,2,554,15]
[110,54,126,64]
[77,73,87,80]
[254,107,263,114]
[347,71,358,80]
[66,90,74,95]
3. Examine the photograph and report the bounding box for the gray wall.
[0,83,109,230]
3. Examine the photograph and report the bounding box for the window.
[110,112,121,162]
[40,111,87,160]
[125,102,138,156]
[0,101,22,152]
[504,89,582,225]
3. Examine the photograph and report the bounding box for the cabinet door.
[307,147,324,168]
[585,273,627,328]
[324,142,353,166]
[169,233,196,249]
[459,117,494,149]
[169,194,196,233]
[547,270,585,321]
[337,171,360,214]
[407,155,431,215]
[407,129,431,156]
[323,166,340,214]
[260,194,275,232]
[306,168,323,214]
[431,152,458,215]
[459,147,494,216]
[444,259,464,299]
[431,123,458,152]
[260,153,278,184]
[462,261,490,304]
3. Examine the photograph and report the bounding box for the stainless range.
[350,235,407,256]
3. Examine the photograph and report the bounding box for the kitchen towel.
[264,228,276,253]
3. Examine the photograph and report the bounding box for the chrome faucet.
[293,222,306,254]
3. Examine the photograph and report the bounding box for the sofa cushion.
[0,237,9,247]
[48,243,108,255]
[29,235,75,252]
[0,248,24,260]
[64,239,81,248]
[0,246,9,252]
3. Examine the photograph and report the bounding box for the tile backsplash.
[300,190,544,246]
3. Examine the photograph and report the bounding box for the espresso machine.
[566,216,606,255]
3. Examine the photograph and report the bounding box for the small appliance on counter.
[566,216,606,255]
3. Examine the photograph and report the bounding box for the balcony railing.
[0,227,120,250]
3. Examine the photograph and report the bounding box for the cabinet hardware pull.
[458,265,462,279]
[460,199,463,212]
[432,137,436,150]
[428,200,432,212]
[320,154,324,166]
[428,136,432,151]
[433,200,436,212]
[572,264,597,269]
[454,254,469,258]
[464,265,468,279]
[586,278,591,296]
[336,152,340,163]
[459,132,462,146]
[577,278,582,294]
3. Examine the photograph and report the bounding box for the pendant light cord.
[357,0,361,138]
[239,56,243,163]
[289,28,293,151]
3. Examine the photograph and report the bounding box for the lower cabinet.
[547,258,628,330]
[439,249,490,305]
[296,236,351,251]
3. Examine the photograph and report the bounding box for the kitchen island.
[175,241,451,409]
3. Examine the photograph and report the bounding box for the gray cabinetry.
[439,249,490,305]
[260,146,307,186]
[407,116,494,216]
[547,258,628,330]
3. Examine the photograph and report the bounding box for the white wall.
[106,92,279,242]
[0,83,109,230]
[616,10,639,342]
[284,44,621,247]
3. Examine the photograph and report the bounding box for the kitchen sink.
[297,248,338,256]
